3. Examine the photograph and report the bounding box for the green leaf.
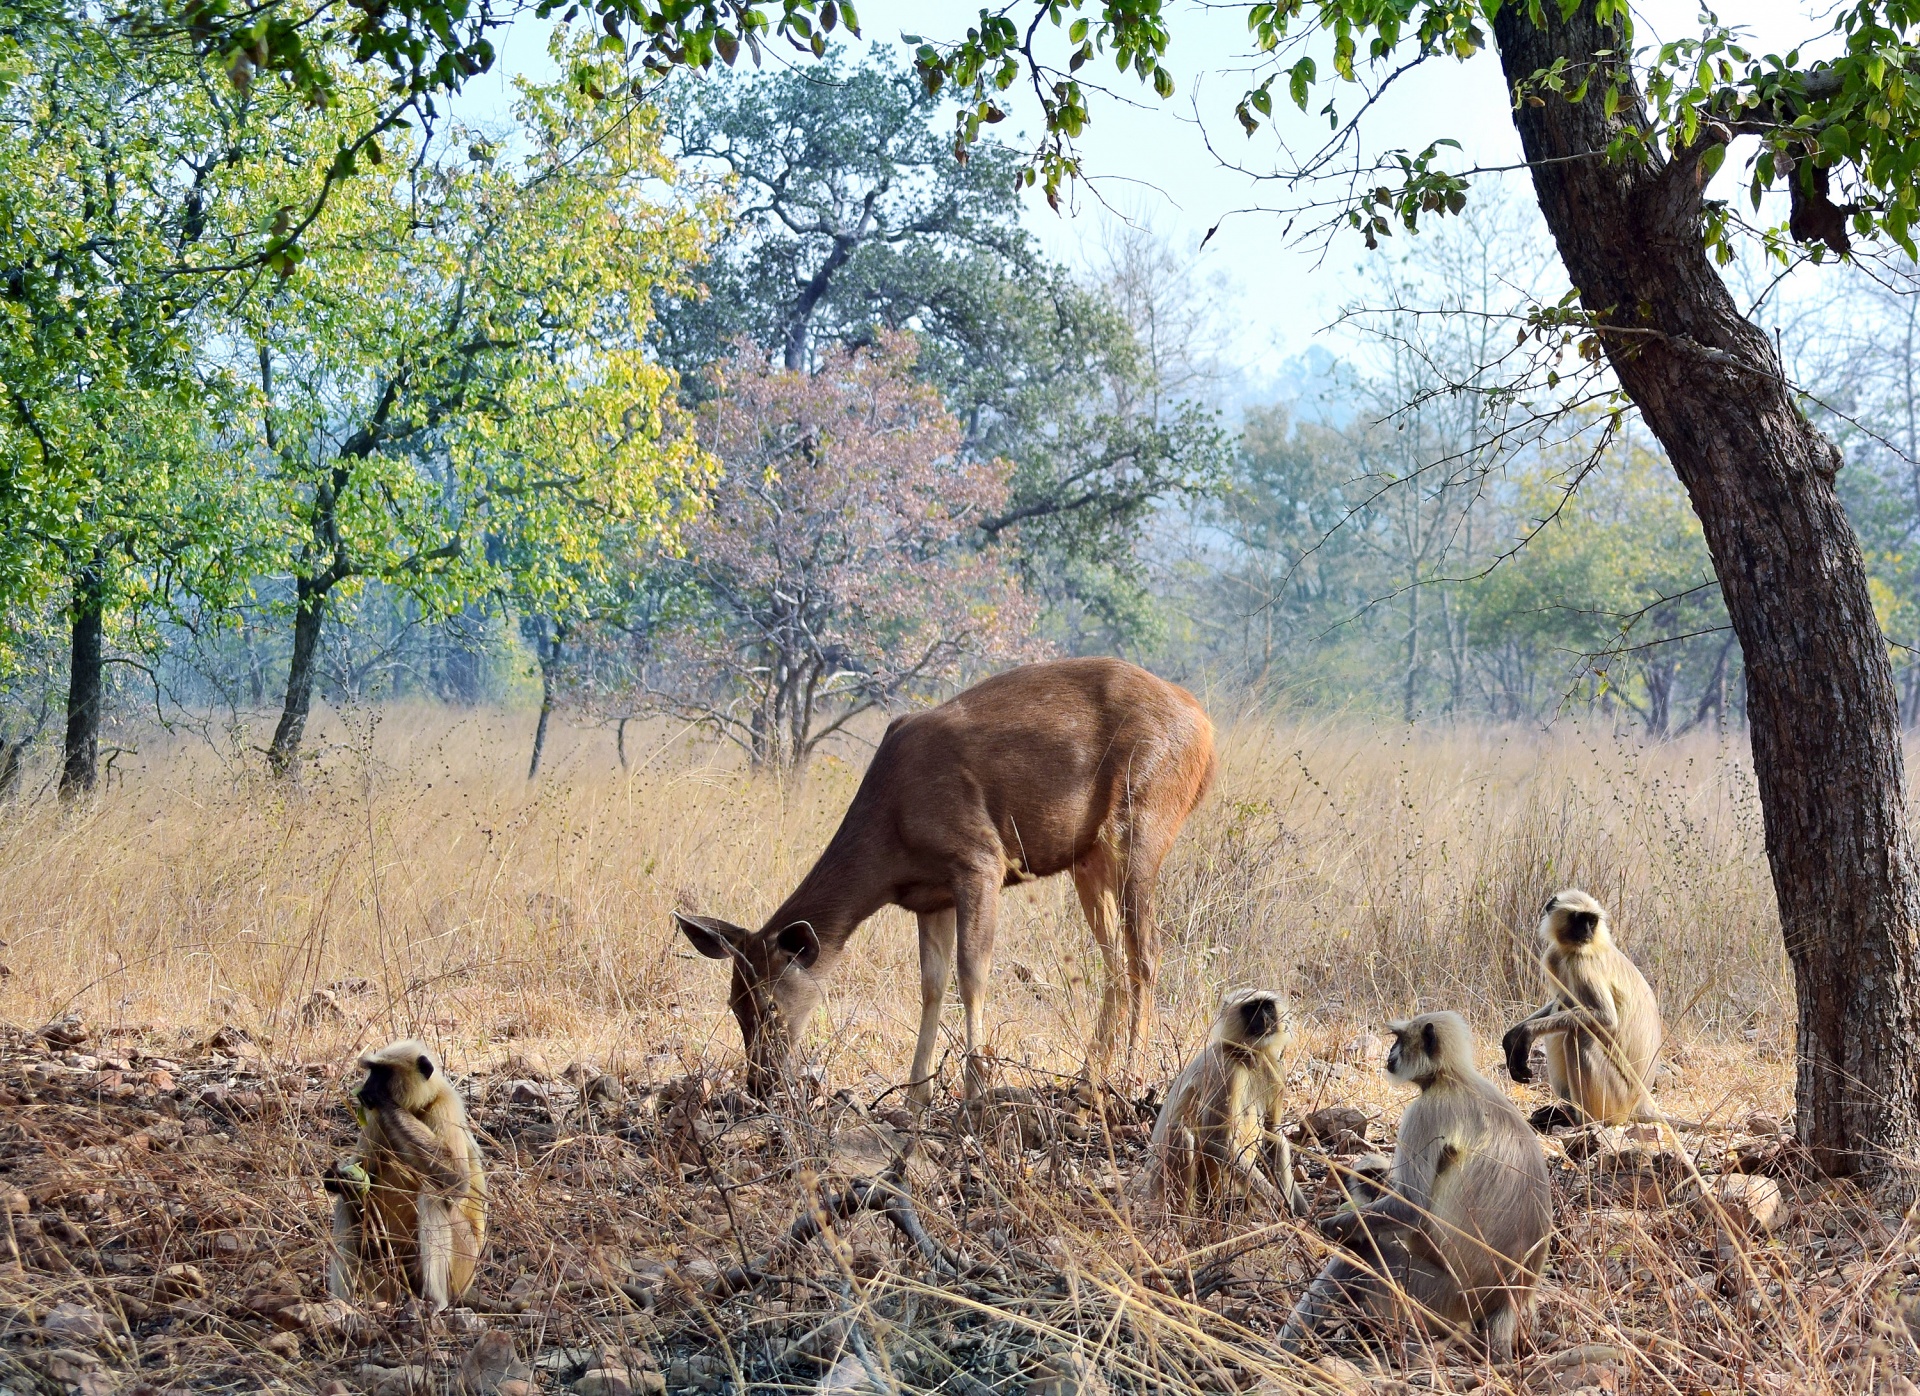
[1289,55,1315,110]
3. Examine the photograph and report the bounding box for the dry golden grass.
[8,703,1918,1396]
[0,703,1789,1109]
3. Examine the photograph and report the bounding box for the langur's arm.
[1502,1000,1557,1081]
[328,1190,363,1300]
[1259,1109,1310,1217]
[1319,1137,1456,1247]
[376,1108,469,1194]
[1318,1191,1428,1248]
[1505,990,1617,1080]
[1526,991,1620,1037]
[415,1194,454,1312]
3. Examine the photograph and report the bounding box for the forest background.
[5,2,1919,791]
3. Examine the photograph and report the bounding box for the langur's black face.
[357,1062,396,1110]
[1559,909,1601,945]
[1239,994,1281,1041]
[356,1054,432,1111]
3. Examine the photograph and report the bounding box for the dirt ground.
[1,1016,1917,1396]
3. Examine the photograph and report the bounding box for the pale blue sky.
[460,2,1845,381]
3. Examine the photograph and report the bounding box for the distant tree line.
[10,25,1920,794]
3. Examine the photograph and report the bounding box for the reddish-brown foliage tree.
[649,334,1043,770]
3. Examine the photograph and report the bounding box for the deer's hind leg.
[1116,813,1185,1084]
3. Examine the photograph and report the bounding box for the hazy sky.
[460,2,1847,380]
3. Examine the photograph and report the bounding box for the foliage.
[652,48,1032,377]
[642,333,1040,770]
[0,5,332,784]
[652,51,1227,650]
[233,38,716,772]
[97,0,1920,274]
[1465,438,1733,733]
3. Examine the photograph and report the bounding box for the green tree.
[240,42,714,775]
[1468,441,1735,732]
[0,12,327,795]
[654,48,1032,377]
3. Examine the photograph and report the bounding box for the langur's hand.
[1502,1025,1533,1084]
[324,1158,370,1199]
[1317,1208,1362,1246]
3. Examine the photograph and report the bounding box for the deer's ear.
[775,921,821,969]
[676,912,750,960]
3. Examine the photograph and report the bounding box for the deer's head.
[674,911,823,1095]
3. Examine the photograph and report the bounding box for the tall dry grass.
[0,702,1789,1117]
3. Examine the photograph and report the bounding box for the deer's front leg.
[909,908,956,1109]
[952,870,1001,1099]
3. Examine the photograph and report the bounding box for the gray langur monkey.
[1146,989,1308,1216]
[1279,1012,1551,1362]
[1502,890,1662,1130]
[326,1039,488,1311]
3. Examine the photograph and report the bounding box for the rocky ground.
[0,1017,1917,1396]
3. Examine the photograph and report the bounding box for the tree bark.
[527,622,563,780]
[1492,4,1920,1171]
[58,560,106,799]
[267,573,330,777]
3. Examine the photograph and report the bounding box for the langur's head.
[1540,889,1610,951]
[1385,1012,1475,1087]
[1214,988,1291,1051]
[355,1039,446,1113]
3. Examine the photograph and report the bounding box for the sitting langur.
[1279,1013,1551,1361]
[1502,890,1662,1129]
[1147,989,1308,1216]
[326,1039,487,1310]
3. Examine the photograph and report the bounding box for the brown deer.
[674,657,1217,1102]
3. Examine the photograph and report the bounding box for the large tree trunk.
[1492,5,1920,1172]
[59,560,106,799]
[267,574,330,777]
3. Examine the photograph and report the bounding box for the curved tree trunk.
[267,573,331,777]
[1492,5,1920,1171]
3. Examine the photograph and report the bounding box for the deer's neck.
[758,820,894,962]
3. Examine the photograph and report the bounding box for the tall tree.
[1481,6,1920,1170]
[242,45,713,775]
[654,49,1032,376]
[655,52,1228,647]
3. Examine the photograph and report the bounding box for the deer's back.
[861,657,1214,883]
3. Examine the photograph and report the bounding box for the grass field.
[0,703,1789,1094]
[2,704,1913,1396]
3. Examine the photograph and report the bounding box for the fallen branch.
[700,1155,991,1299]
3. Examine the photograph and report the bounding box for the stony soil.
[0,1018,1916,1396]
